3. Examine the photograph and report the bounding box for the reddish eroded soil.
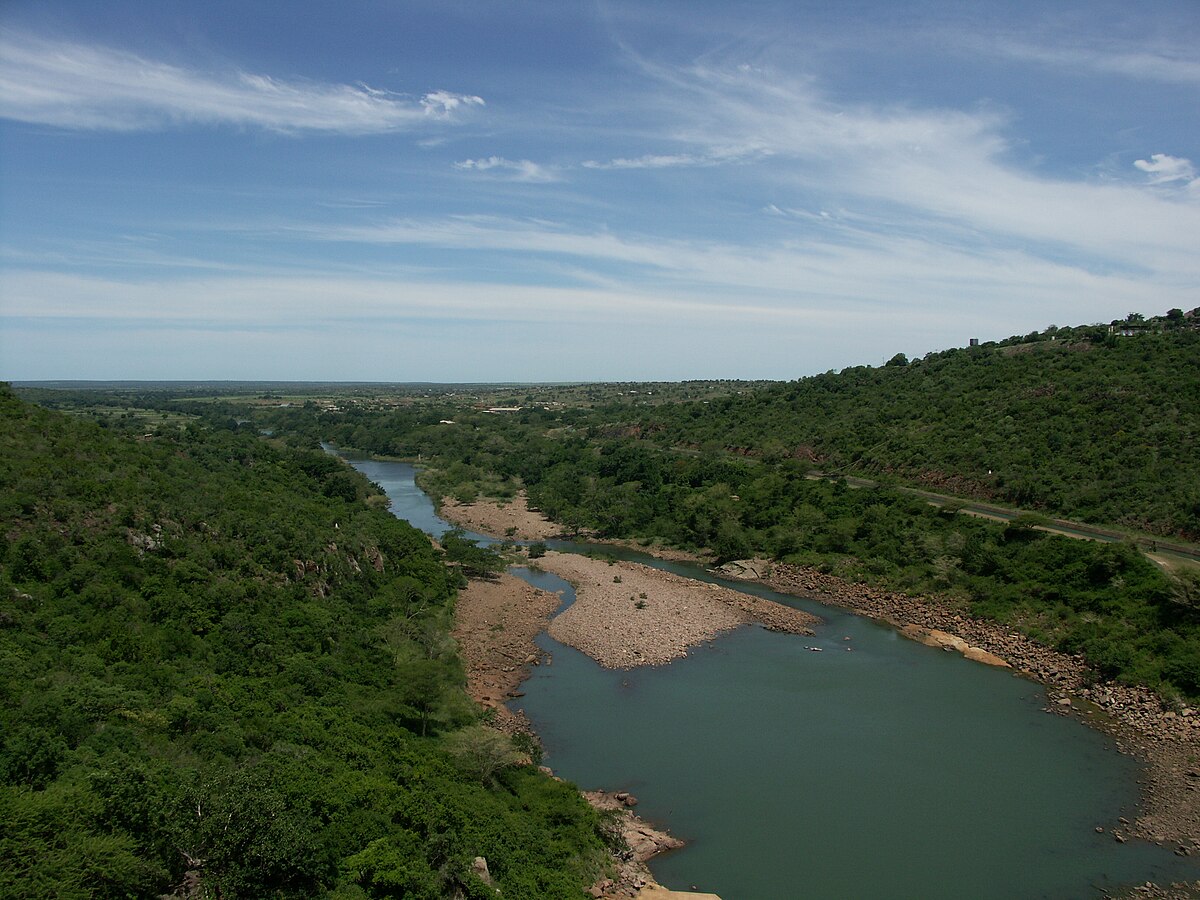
[451,571,563,734]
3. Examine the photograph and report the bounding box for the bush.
[444,726,523,787]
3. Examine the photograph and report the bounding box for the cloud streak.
[1134,153,1198,188]
[252,209,1193,323]
[986,38,1200,86]
[453,156,559,182]
[600,61,1200,278]
[0,30,483,133]
[582,147,766,169]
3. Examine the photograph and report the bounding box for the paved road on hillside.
[811,472,1200,565]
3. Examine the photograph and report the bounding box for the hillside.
[172,314,1198,703]
[0,386,607,899]
[635,324,1200,541]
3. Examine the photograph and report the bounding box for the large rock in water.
[907,626,1011,668]
[927,629,969,653]
[964,646,1011,668]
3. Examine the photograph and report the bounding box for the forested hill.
[0,386,607,898]
[635,326,1200,541]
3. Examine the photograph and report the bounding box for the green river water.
[345,455,1198,899]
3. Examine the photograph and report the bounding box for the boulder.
[927,630,969,653]
[471,856,495,887]
[963,647,1011,668]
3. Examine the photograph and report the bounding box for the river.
[343,453,1198,898]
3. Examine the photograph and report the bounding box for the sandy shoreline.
[451,570,695,898]
[451,572,562,734]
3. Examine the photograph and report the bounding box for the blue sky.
[1,0,1197,381]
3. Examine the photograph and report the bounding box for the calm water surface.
[344,452,1197,899]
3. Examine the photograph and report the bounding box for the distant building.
[1109,323,1151,337]
[969,338,979,347]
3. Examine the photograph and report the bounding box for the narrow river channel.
[341,452,1198,898]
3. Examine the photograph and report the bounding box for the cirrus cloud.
[453,156,559,182]
[0,29,483,133]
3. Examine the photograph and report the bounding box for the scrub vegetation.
[0,386,609,898]
[215,315,1200,702]
[631,318,1200,542]
[5,312,1198,895]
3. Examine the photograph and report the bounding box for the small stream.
[340,452,1199,898]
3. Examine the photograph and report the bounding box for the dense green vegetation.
[7,312,1197,897]
[253,399,1199,700]
[0,386,609,898]
[634,322,1200,541]
[199,317,1200,703]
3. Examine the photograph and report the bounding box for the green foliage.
[636,328,1200,540]
[207,331,1200,703]
[444,725,523,786]
[441,528,506,578]
[0,385,606,897]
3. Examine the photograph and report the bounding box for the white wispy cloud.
[608,61,1200,277]
[283,212,1194,320]
[987,39,1200,86]
[420,90,486,116]
[0,29,483,133]
[582,144,768,170]
[0,269,831,328]
[1134,153,1198,187]
[453,156,559,182]
[583,153,705,169]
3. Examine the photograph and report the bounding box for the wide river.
[345,454,1198,898]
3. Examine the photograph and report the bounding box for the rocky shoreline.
[443,494,1200,889]
[728,558,1200,853]
[439,491,562,541]
[451,568,694,899]
[578,789,685,899]
[450,571,562,735]
[537,550,819,669]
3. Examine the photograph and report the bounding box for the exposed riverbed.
[343,454,1200,898]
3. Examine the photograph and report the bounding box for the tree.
[441,529,505,578]
[444,726,522,787]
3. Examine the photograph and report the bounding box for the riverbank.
[451,572,562,734]
[439,491,562,540]
[730,559,1200,852]
[451,570,691,898]
[581,789,685,899]
[444,492,1199,853]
